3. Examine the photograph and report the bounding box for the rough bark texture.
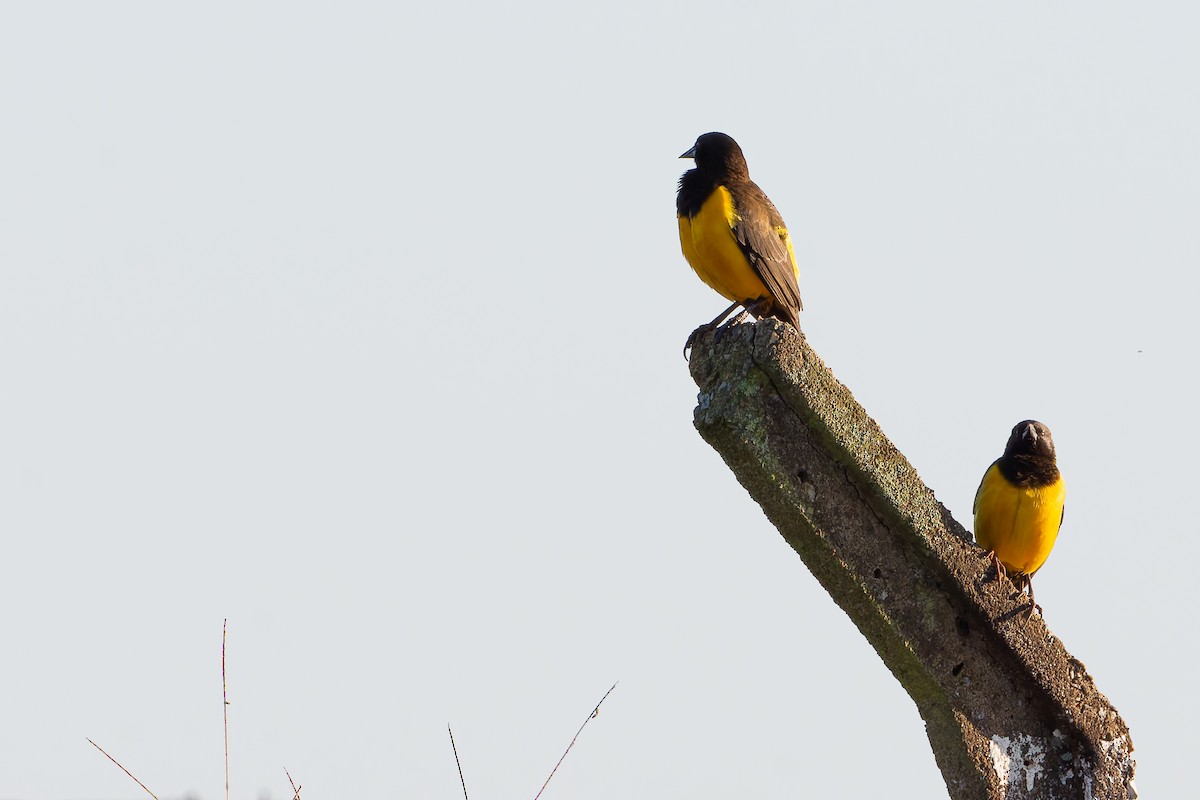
[689,319,1135,800]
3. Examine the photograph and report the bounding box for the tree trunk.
[688,319,1135,800]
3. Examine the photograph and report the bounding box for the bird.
[676,132,803,334]
[972,420,1066,617]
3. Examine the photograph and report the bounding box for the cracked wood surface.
[688,319,1135,800]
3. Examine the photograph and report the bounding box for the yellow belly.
[973,464,1066,576]
[677,186,771,304]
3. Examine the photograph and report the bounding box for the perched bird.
[973,420,1067,616]
[676,132,803,331]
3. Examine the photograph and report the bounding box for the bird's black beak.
[680,146,696,159]
[1023,425,1038,444]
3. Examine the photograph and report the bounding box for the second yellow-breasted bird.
[676,132,803,328]
[973,420,1066,615]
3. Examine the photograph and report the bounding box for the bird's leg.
[713,300,758,335]
[684,299,743,360]
[683,297,777,360]
[707,297,766,346]
[984,553,1042,620]
[1004,572,1042,619]
[1022,576,1042,619]
[717,308,751,330]
[984,550,1007,584]
[736,296,769,322]
[711,299,750,331]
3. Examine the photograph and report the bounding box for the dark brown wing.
[728,179,804,326]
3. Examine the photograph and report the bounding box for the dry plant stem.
[448,725,469,800]
[286,767,302,800]
[532,682,618,800]
[687,319,1135,800]
[86,738,160,800]
[222,619,230,800]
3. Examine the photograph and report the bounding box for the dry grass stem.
[532,681,618,800]
[222,619,230,800]
[86,737,160,800]
[448,724,469,800]
[286,767,302,800]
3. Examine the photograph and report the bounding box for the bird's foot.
[1014,575,1041,619]
[983,551,1007,584]
[684,300,748,361]
[714,310,750,336]
[996,572,1042,620]
[683,323,720,360]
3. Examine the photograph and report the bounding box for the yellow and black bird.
[676,132,803,330]
[973,420,1066,616]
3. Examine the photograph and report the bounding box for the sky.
[1,2,1196,798]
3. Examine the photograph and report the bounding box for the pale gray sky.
[1,3,1196,798]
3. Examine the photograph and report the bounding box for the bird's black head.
[680,132,749,179]
[1003,420,1057,461]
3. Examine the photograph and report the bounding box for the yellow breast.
[677,186,771,305]
[973,464,1066,576]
